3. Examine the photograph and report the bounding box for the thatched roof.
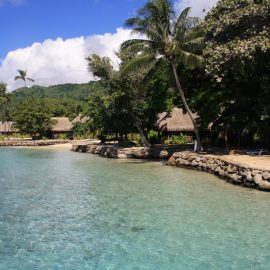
[51,117,73,132]
[0,122,18,133]
[157,108,197,132]
[72,114,90,124]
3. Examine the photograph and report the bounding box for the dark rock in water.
[83,249,96,261]
[26,242,35,252]
[131,226,145,232]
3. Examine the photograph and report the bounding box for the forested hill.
[8,82,99,119]
[12,82,95,101]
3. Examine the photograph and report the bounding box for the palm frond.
[14,75,23,81]
[156,0,175,36]
[173,7,191,35]
[121,39,152,50]
[27,77,35,82]
[125,17,141,28]
[120,53,156,76]
[17,69,27,77]
[176,50,204,69]
[174,8,200,43]
[181,25,204,53]
[140,57,165,85]
[183,37,204,51]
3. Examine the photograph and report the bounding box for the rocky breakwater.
[72,143,193,159]
[0,140,71,147]
[168,152,270,191]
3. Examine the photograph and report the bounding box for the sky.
[0,0,218,91]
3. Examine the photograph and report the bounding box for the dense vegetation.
[13,83,91,100]
[0,0,269,149]
[198,0,270,147]
[8,83,93,120]
[12,98,54,139]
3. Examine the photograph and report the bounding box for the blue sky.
[0,0,146,59]
[0,0,218,90]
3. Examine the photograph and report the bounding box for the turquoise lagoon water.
[0,147,270,270]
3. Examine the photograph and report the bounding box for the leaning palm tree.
[14,69,35,88]
[121,0,204,151]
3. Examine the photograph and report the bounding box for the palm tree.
[0,83,11,135]
[14,69,35,88]
[121,0,204,151]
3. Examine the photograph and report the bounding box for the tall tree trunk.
[171,59,203,152]
[131,112,150,147]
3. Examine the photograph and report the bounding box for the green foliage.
[87,80,137,138]
[57,133,68,140]
[203,0,270,80]
[12,83,92,100]
[85,51,171,145]
[199,0,270,147]
[8,83,92,120]
[12,98,54,139]
[148,130,161,144]
[122,0,204,150]
[86,54,115,80]
[0,82,11,123]
[165,133,189,145]
[73,120,95,139]
[121,2,203,69]
[0,133,30,140]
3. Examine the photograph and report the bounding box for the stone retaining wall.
[0,140,71,147]
[168,152,270,191]
[72,143,192,159]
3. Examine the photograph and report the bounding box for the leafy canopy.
[12,98,54,139]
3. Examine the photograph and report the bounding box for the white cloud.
[0,28,138,91]
[175,0,218,18]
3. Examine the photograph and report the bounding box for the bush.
[58,133,68,140]
[165,133,189,145]
[148,130,161,144]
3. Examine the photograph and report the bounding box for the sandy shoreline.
[41,143,73,149]
[217,155,270,171]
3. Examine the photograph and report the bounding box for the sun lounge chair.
[240,148,268,156]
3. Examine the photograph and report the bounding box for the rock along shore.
[168,152,270,191]
[0,140,71,147]
[71,143,193,159]
[72,143,270,192]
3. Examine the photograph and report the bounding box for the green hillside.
[12,82,95,101]
[8,82,98,119]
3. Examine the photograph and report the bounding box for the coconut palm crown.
[14,69,35,88]
[121,0,204,151]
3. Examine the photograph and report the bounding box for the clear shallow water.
[0,148,270,270]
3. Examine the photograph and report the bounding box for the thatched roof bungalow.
[0,118,73,138]
[51,117,73,133]
[0,121,19,134]
[157,108,197,133]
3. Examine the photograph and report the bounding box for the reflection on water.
[0,147,270,270]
